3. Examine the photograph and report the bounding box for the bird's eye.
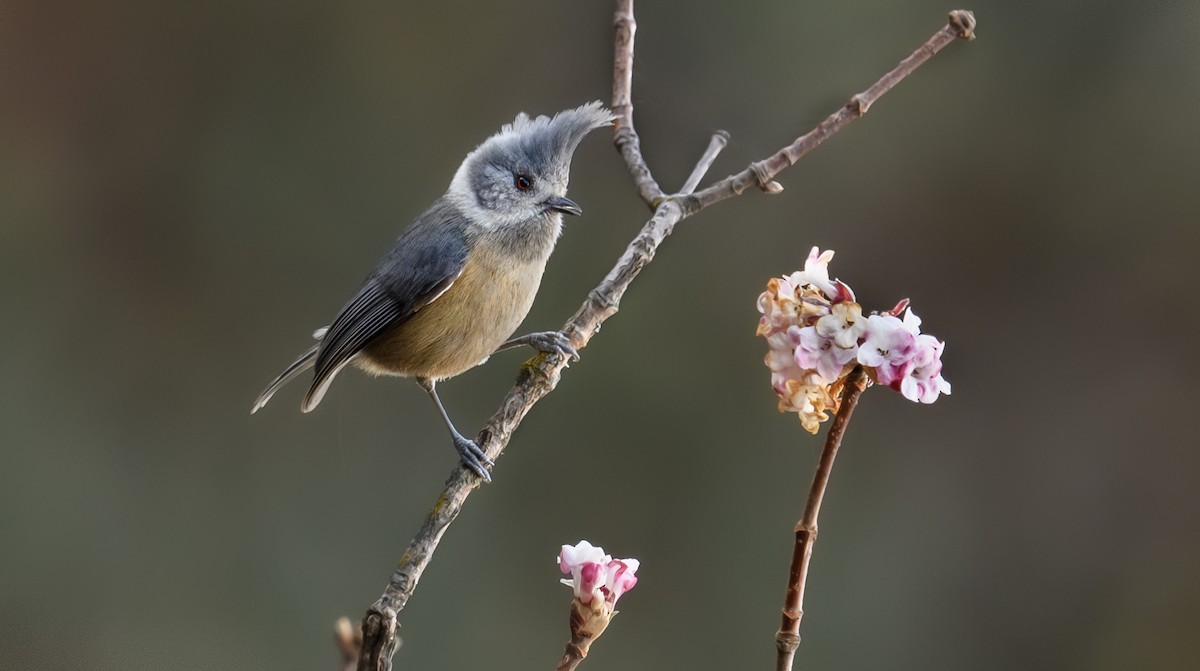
[514,174,534,191]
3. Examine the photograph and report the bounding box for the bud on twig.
[555,541,639,671]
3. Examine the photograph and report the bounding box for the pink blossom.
[793,325,856,383]
[856,314,916,386]
[603,559,639,603]
[559,541,609,604]
[559,540,606,571]
[765,330,805,387]
[899,334,952,403]
[831,279,857,304]
[782,246,837,299]
[558,541,639,606]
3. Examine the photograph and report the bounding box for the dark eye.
[514,174,533,191]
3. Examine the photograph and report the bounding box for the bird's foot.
[452,433,494,482]
[510,331,580,361]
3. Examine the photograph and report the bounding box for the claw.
[533,331,580,361]
[453,434,493,482]
[497,330,580,362]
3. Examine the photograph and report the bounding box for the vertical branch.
[612,0,665,206]
[776,366,869,671]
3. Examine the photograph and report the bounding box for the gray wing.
[301,205,470,412]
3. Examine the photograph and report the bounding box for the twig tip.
[334,616,362,657]
[948,10,976,40]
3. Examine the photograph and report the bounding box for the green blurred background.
[3,0,1198,669]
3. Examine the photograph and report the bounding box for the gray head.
[448,102,614,229]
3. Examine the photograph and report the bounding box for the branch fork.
[343,3,974,669]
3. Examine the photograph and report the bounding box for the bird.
[252,102,614,481]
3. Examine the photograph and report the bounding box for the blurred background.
[2,0,1198,669]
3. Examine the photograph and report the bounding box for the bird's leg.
[415,377,493,482]
[495,331,580,361]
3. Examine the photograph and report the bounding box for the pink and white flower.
[815,302,867,350]
[557,541,640,662]
[855,314,917,386]
[793,325,857,383]
[782,246,837,299]
[558,541,639,606]
[603,558,639,603]
[758,246,950,432]
[899,334,952,403]
[765,330,806,389]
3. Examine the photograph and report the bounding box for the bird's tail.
[251,343,319,414]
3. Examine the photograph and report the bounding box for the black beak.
[543,196,583,216]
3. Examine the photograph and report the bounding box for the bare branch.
[350,6,974,670]
[775,367,868,671]
[679,130,731,195]
[684,10,976,213]
[612,0,665,207]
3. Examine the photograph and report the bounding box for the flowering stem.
[775,366,869,671]
[555,598,607,671]
[556,647,585,671]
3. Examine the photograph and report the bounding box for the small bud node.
[850,94,872,116]
[948,10,977,40]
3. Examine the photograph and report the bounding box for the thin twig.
[683,9,976,213]
[612,0,665,207]
[334,617,363,671]
[351,5,974,669]
[679,130,731,195]
[775,366,869,671]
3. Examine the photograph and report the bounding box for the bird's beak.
[543,196,583,216]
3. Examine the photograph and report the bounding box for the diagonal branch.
[680,130,731,195]
[351,4,975,670]
[683,9,976,213]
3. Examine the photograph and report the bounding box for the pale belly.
[357,251,545,381]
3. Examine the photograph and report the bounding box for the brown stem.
[775,366,869,671]
[350,6,974,670]
[556,645,585,671]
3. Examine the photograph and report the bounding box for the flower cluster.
[757,247,951,432]
[558,540,639,607]
[556,540,640,661]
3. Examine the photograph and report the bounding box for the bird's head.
[448,101,615,228]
